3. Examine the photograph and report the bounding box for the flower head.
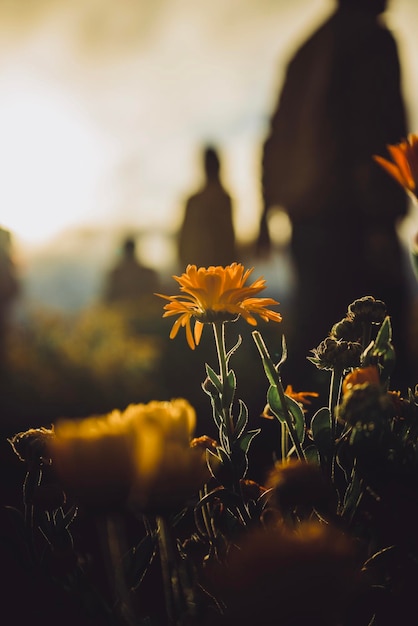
[373,134,418,200]
[205,522,359,626]
[266,459,333,513]
[8,427,55,466]
[347,296,387,325]
[49,399,211,512]
[337,382,393,429]
[309,337,362,371]
[157,263,282,349]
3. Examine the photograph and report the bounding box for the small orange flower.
[373,134,418,200]
[342,365,380,397]
[284,385,319,407]
[156,263,282,349]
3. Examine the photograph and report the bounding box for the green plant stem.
[212,321,234,447]
[328,368,343,442]
[281,421,289,462]
[212,321,252,526]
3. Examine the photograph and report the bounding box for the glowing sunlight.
[0,74,109,248]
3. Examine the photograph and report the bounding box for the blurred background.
[2,0,418,492]
[1,0,418,304]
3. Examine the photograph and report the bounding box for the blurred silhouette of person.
[0,227,19,367]
[103,236,159,304]
[178,145,237,269]
[256,0,413,390]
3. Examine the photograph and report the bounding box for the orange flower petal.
[374,135,418,199]
[156,263,282,349]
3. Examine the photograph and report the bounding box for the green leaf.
[226,334,242,364]
[304,444,321,465]
[374,316,392,352]
[310,407,332,453]
[222,369,236,408]
[206,448,222,478]
[234,400,248,440]
[380,342,396,382]
[205,363,222,394]
[267,385,305,444]
[209,395,223,429]
[217,446,231,466]
[266,385,286,423]
[252,331,279,386]
[237,429,261,455]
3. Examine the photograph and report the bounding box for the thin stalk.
[199,485,216,543]
[212,321,234,446]
[105,513,137,626]
[328,368,343,442]
[23,467,42,563]
[212,321,252,526]
[281,421,289,462]
[157,515,182,626]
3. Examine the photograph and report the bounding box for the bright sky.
[0,0,417,269]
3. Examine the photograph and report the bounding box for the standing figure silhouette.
[103,236,159,304]
[256,0,413,390]
[178,145,237,269]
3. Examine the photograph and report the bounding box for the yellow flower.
[49,399,212,512]
[373,134,418,200]
[156,263,282,349]
[49,409,136,509]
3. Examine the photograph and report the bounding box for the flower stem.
[328,368,343,442]
[281,421,289,462]
[98,513,137,626]
[157,515,182,626]
[212,321,234,447]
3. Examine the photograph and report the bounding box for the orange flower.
[284,384,319,407]
[157,263,282,349]
[373,134,418,200]
[342,365,380,397]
